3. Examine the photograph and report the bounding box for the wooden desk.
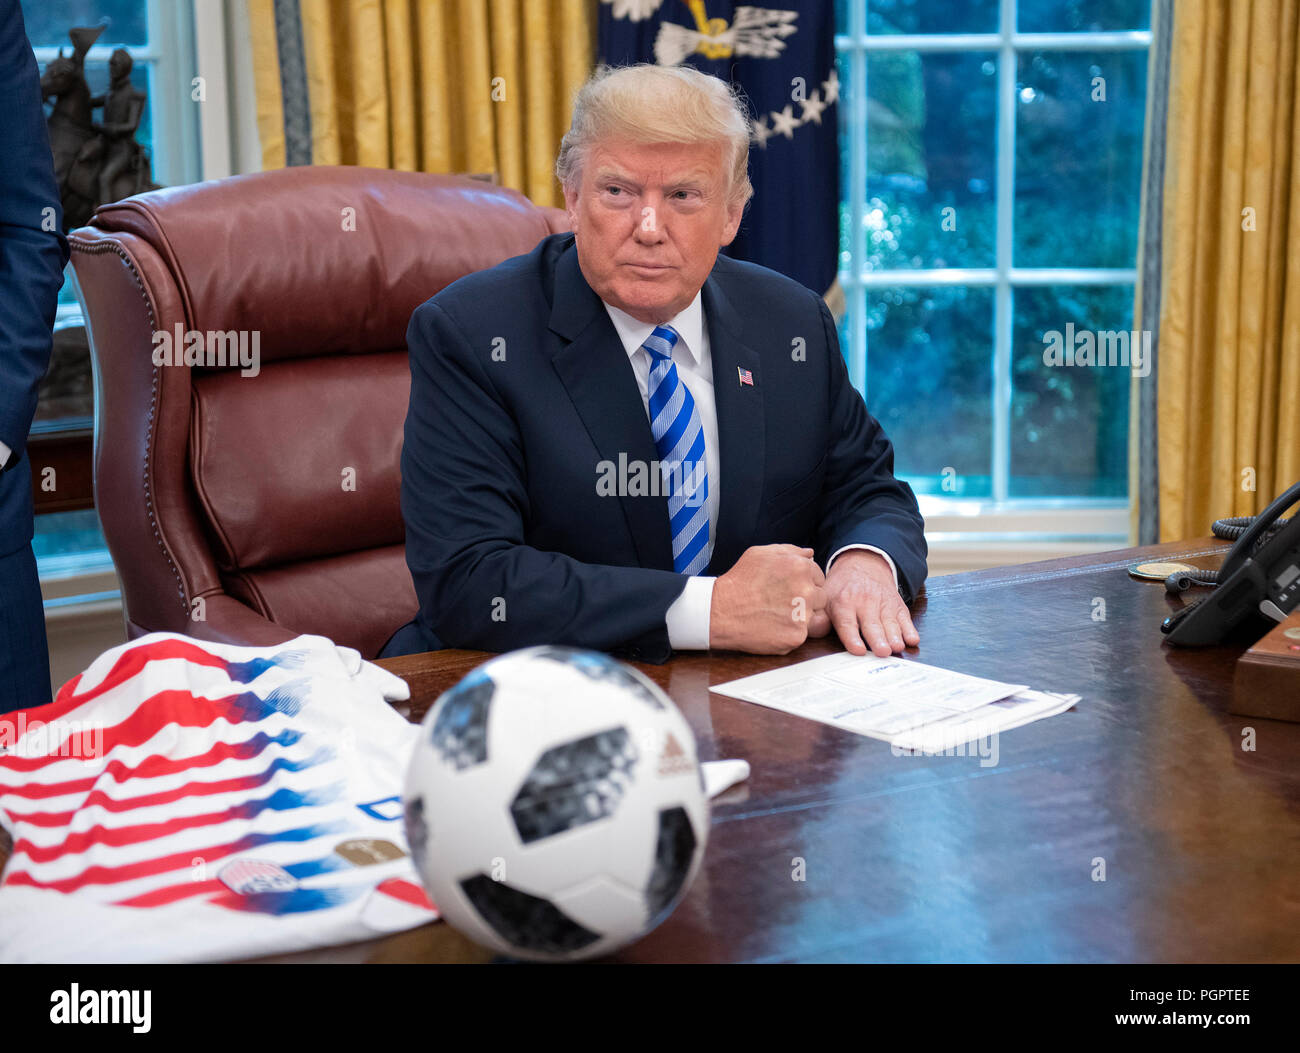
[7,539,1299,962]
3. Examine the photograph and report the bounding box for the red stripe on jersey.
[5,769,278,828]
[376,877,436,911]
[23,638,236,724]
[3,833,254,893]
[0,731,285,799]
[0,686,252,778]
[15,795,267,864]
[112,878,227,908]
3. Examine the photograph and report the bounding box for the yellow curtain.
[1152,0,1300,539]
[246,0,594,208]
[248,0,286,169]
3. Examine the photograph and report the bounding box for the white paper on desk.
[710,652,1028,740]
[890,689,1080,754]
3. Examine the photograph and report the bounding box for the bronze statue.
[40,24,159,232]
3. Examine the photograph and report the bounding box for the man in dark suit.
[389,63,926,664]
[0,0,68,711]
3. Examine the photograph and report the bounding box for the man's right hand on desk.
[709,544,828,654]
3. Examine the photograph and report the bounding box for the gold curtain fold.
[246,0,594,208]
[1151,0,1300,539]
[247,0,287,169]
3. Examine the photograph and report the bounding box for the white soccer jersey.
[0,633,438,962]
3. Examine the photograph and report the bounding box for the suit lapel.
[548,241,674,571]
[702,271,765,575]
[547,241,766,578]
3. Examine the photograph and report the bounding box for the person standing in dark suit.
[0,0,69,712]
[389,63,926,664]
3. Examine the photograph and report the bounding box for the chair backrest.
[70,166,571,657]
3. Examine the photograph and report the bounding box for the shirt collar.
[602,291,705,366]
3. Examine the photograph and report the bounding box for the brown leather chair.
[69,166,571,658]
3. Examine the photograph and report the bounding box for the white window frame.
[837,0,1153,549]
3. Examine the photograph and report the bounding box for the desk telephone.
[1161,480,1300,646]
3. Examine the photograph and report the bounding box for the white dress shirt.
[0,441,9,469]
[602,295,898,650]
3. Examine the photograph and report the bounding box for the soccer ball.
[402,646,709,961]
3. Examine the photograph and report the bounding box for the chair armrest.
[183,594,302,649]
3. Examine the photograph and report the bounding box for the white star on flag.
[601,0,665,21]
[822,69,840,106]
[798,89,828,125]
[769,104,800,139]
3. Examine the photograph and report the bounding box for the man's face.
[564,138,744,325]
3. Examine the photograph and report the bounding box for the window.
[23,0,199,580]
[834,0,1151,520]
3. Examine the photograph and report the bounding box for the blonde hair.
[556,63,754,210]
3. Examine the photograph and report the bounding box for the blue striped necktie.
[642,325,711,575]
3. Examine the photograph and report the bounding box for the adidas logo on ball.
[658,732,695,777]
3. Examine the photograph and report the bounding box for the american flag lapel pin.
[737,366,754,387]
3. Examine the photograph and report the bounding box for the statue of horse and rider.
[40,24,160,232]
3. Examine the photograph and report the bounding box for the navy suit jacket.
[391,232,926,663]
[0,0,68,557]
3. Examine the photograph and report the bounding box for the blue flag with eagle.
[597,0,840,299]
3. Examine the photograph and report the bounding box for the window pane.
[1014,49,1146,268]
[1018,0,1151,33]
[865,51,998,270]
[33,510,112,576]
[1011,285,1135,498]
[20,0,148,47]
[866,286,994,498]
[867,0,1000,34]
[36,323,94,426]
